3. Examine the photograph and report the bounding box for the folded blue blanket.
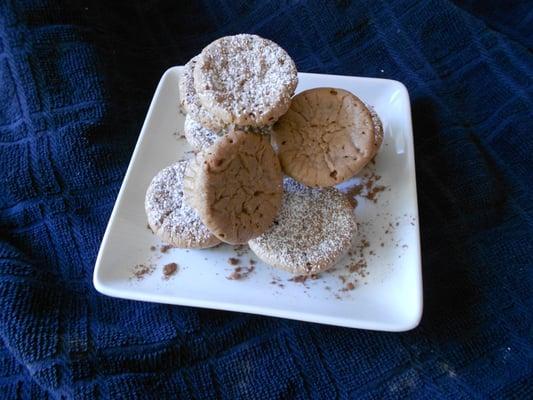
[0,1,531,398]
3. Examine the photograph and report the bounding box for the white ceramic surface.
[93,67,423,332]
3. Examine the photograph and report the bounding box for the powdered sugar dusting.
[367,104,384,149]
[195,34,298,127]
[184,114,219,151]
[145,161,218,247]
[249,179,357,275]
[179,56,227,131]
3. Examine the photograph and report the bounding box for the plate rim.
[93,67,423,332]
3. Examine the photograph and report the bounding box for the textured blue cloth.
[0,0,532,398]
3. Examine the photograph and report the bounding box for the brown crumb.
[132,264,155,280]
[228,257,240,266]
[249,259,256,265]
[341,282,356,292]
[160,244,174,253]
[347,259,367,275]
[366,185,386,202]
[146,224,152,231]
[289,275,308,283]
[342,171,388,207]
[380,242,384,247]
[339,275,347,284]
[149,246,156,251]
[344,184,364,208]
[163,262,178,280]
[227,266,254,280]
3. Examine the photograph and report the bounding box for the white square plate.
[93,67,423,332]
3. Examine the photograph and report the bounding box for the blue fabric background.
[0,0,532,398]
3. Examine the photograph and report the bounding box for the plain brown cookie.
[183,130,283,245]
[271,88,377,187]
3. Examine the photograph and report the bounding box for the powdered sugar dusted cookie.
[194,34,298,127]
[145,161,220,248]
[249,179,357,275]
[179,56,227,131]
[184,114,219,152]
[272,88,377,187]
[369,106,384,157]
[184,130,283,245]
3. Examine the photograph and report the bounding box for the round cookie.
[179,56,227,131]
[194,34,298,127]
[271,88,377,187]
[249,179,357,275]
[145,161,220,248]
[183,130,283,245]
[184,114,219,152]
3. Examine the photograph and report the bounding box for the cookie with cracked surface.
[184,130,283,245]
[184,114,220,152]
[272,88,377,187]
[145,161,220,248]
[249,179,357,275]
[194,34,298,127]
[179,56,227,131]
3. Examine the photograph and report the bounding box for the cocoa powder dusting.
[227,266,255,280]
[132,264,155,280]
[342,171,388,206]
[233,245,249,257]
[348,259,368,275]
[270,275,285,288]
[289,275,308,283]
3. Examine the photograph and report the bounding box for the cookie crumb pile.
[146,34,384,276]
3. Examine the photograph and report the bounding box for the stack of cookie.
[146,34,384,276]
